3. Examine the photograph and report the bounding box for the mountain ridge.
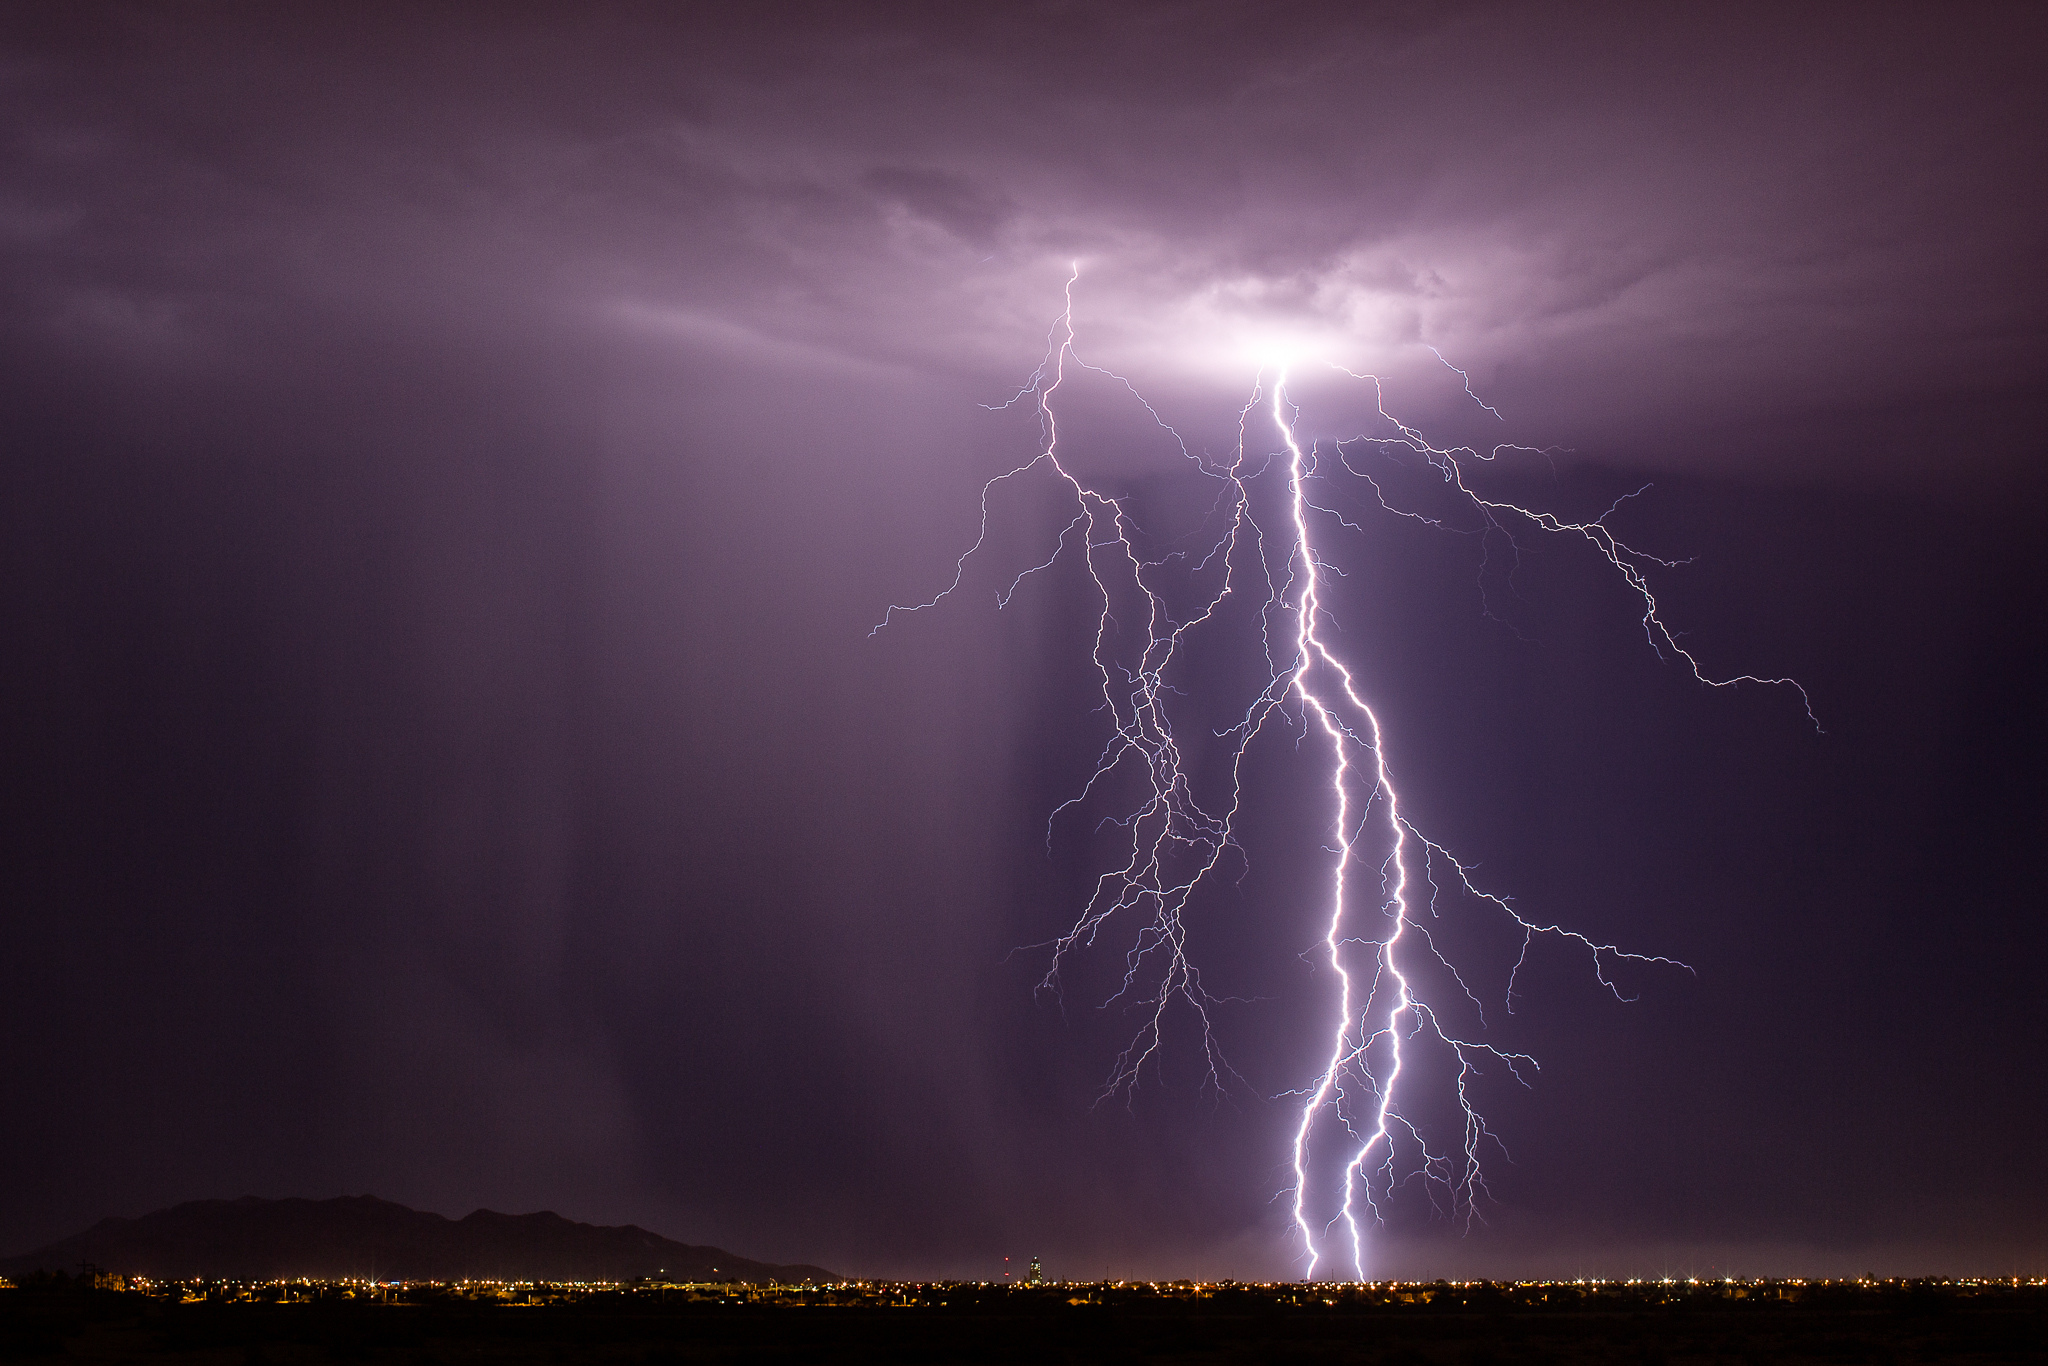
[0,1195,833,1284]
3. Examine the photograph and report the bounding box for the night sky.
[4,3,2044,1282]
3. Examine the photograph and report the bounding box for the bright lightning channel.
[874,267,1811,1280]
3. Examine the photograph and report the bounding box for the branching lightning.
[876,268,1811,1279]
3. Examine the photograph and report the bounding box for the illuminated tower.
[1027,1257,1043,1286]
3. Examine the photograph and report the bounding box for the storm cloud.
[3,2,2043,1280]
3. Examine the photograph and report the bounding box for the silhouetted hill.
[0,1196,833,1284]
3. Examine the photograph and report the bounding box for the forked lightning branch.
[875,269,1809,1279]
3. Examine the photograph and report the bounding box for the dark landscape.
[2,1273,2043,1364]
[0,1200,828,1287]
[12,1200,2039,1361]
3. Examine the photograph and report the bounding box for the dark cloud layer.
[3,3,2044,1279]
[9,1,2042,461]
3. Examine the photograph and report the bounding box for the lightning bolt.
[876,267,1809,1279]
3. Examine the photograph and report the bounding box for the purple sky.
[4,2,2044,1280]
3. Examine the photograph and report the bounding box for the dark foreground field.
[3,1281,2043,1365]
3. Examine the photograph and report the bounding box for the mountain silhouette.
[0,1195,833,1284]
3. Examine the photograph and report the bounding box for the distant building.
[1027,1258,1043,1286]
